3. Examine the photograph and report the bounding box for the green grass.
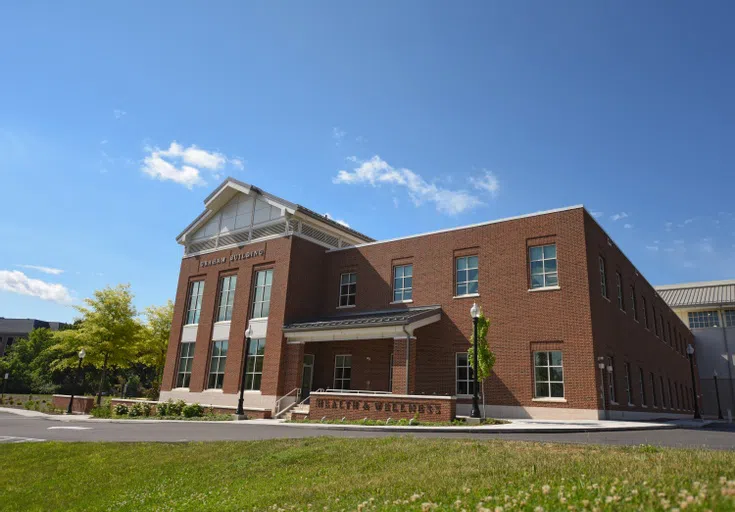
[1,438,734,511]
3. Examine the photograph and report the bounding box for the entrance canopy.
[283,305,441,344]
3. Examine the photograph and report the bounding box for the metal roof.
[655,280,735,308]
[283,305,441,332]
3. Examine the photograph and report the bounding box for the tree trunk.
[96,353,109,406]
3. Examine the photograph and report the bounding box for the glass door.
[301,354,315,399]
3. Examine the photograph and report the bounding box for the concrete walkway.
[0,407,715,433]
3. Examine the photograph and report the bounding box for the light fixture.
[607,365,613,373]
[686,344,694,355]
[470,303,480,319]
[78,348,86,360]
[245,324,253,338]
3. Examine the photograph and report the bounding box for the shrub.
[90,404,112,418]
[168,399,186,416]
[24,400,36,410]
[157,401,169,417]
[128,402,144,417]
[45,402,60,414]
[182,403,204,418]
[114,403,129,416]
[142,402,153,417]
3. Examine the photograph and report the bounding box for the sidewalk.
[2,407,716,432]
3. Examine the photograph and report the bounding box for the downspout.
[402,325,411,395]
[718,307,735,414]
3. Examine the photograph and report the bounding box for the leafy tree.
[468,311,496,383]
[0,328,58,393]
[52,284,140,404]
[136,300,174,392]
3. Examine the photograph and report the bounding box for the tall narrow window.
[251,269,273,318]
[607,356,616,403]
[207,340,228,389]
[616,272,624,310]
[455,256,479,296]
[650,373,658,407]
[456,352,475,395]
[393,264,413,302]
[529,244,558,289]
[653,306,659,337]
[389,353,394,392]
[624,362,633,405]
[599,256,608,298]
[642,296,649,329]
[176,342,195,388]
[245,338,266,391]
[216,275,237,322]
[630,287,638,321]
[668,378,675,409]
[667,321,672,345]
[339,272,357,307]
[333,354,352,390]
[639,367,647,406]
[660,376,667,408]
[185,280,205,325]
[534,351,564,398]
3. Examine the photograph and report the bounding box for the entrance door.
[301,354,315,399]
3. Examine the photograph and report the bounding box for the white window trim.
[390,300,414,305]
[528,286,561,293]
[251,269,273,320]
[532,397,567,403]
[533,350,565,400]
[455,255,479,298]
[453,293,480,299]
[333,354,352,390]
[455,352,475,397]
[392,264,413,303]
[529,244,558,290]
[336,304,356,309]
[338,272,357,308]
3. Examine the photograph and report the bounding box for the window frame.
[638,367,647,406]
[624,362,633,406]
[216,275,238,322]
[455,352,475,396]
[650,372,658,407]
[606,356,617,404]
[455,255,479,297]
[630,286,638,322]
[599,256,608,298]
[389,353,394,392]
[333,354,352,390]
[533,350,565,399]
[688,311,720,329]
[185,280,205,325]
[725,310,735,327]
[642,296,649,329]
[659,375,667,408]
[176,341,195,388]
[244,338,266,391]
[251,269,273,319]
[529,243,558,289]
[615,272,624,311]
[207,340,228,389]
[392,264,413,303]
[338,272,357,307]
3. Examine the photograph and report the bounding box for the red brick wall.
[52,395,94,413]
[305,339,394,392]
[583,212,698,413]
[310,392,455,422]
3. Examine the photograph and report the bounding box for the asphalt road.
[1,412,734,449]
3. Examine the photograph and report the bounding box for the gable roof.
[655,280,735,308]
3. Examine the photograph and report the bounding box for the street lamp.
[2,372,8,400]
[713,370,724,420]
[470,303,481,419]
[236,324,254,416]
[686,344,701,420]
[67,348,86,414]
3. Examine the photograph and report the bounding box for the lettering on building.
[200,249,265,268]
[314,398,441,415]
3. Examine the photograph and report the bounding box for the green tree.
[52,284,140,404]
[0,328,58,394]
[136,300,174,394]
[468,311,496,383]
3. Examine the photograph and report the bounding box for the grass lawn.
[1,438,734,511]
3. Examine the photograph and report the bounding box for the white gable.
[191,193,284,241]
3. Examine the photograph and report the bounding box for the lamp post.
[2,372,8,400]
[686,344,701,420]
[470,303,481,419]
[597,358,607,419]
[67,349,86,415]
[236,324,253,416]
[713,370,724,420]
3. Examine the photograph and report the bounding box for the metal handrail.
[322,389,392,395]
[274,388,301,418]
[295,388,325,408]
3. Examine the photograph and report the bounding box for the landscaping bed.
[287,417,508,427]
[1,438,733,511]
[89,399,233,421]
[0,394,63,414]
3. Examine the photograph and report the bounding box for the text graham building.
[160,178,699,421]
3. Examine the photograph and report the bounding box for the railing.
[322,389,392,395]
[274,388,301,418]
[295,388,325,408]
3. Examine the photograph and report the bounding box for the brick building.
[160,177,698,420]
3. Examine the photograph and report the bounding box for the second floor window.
[216,275,237,322]
[653,307,659,336]
[599,256,608,298]
[339,272,357,307]
[688,311,720,329]
[615,272,624,310]
[529,244,558,289]
[642,296,649,328]
[630,287,638,321]
[251,269,273,318]
[185,281,205,325]
[455,255,478,296]
[393,264,413,302]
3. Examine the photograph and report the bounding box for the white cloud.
[0,270,73,305]
[113,109,126,119]
[324,213,350,228]
[333,155,484,215]
[332,127,346,146]
[664,222,673,231]
[468,170,500,198]
[355,135,367,144]
[664,247,675,252]
[141,141,241,189]
[16,264,64,275]
[590,211,604,218]
[673,239,685,245]
[610,212,629,221]
[645,245,659,251]
[392,197,399,208]
[624,224,633,229]
[100,139,108,145]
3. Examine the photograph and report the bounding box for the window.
[667,321,672,345]
[185,281,205,325]
[333,354,352,390]
[725,310,735,327]
[653,307,659,337]
[688,311,720,329]
[624,362,633,405]
[456,352,475,396]
[6,337,14,350]
[630,287,638,321]
[455,256,479,296]
[389,353,394,392]
[599,256,608,298]
[393,264,413,302]
[616,272,624,310]
[642,296,649,329]
[650,373,657,407]
[660,376,667,408]
[529,244,558,289]
[251,269,273,318]
[207,340,228,389]
[245,338,266,391]
[216,275,237,322]
[607,356,616,403]
[176,342,195,388]
[639,368,647,406]
[339,272,357,307]
[534,351,564,398]
[668,378,675,409]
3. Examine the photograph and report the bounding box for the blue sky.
[1,2,733,323]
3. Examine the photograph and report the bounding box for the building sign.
[200,249,265,268]
[314,398,442,415]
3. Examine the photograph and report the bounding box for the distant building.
[0,318,68,356]
[657,280,735,418]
